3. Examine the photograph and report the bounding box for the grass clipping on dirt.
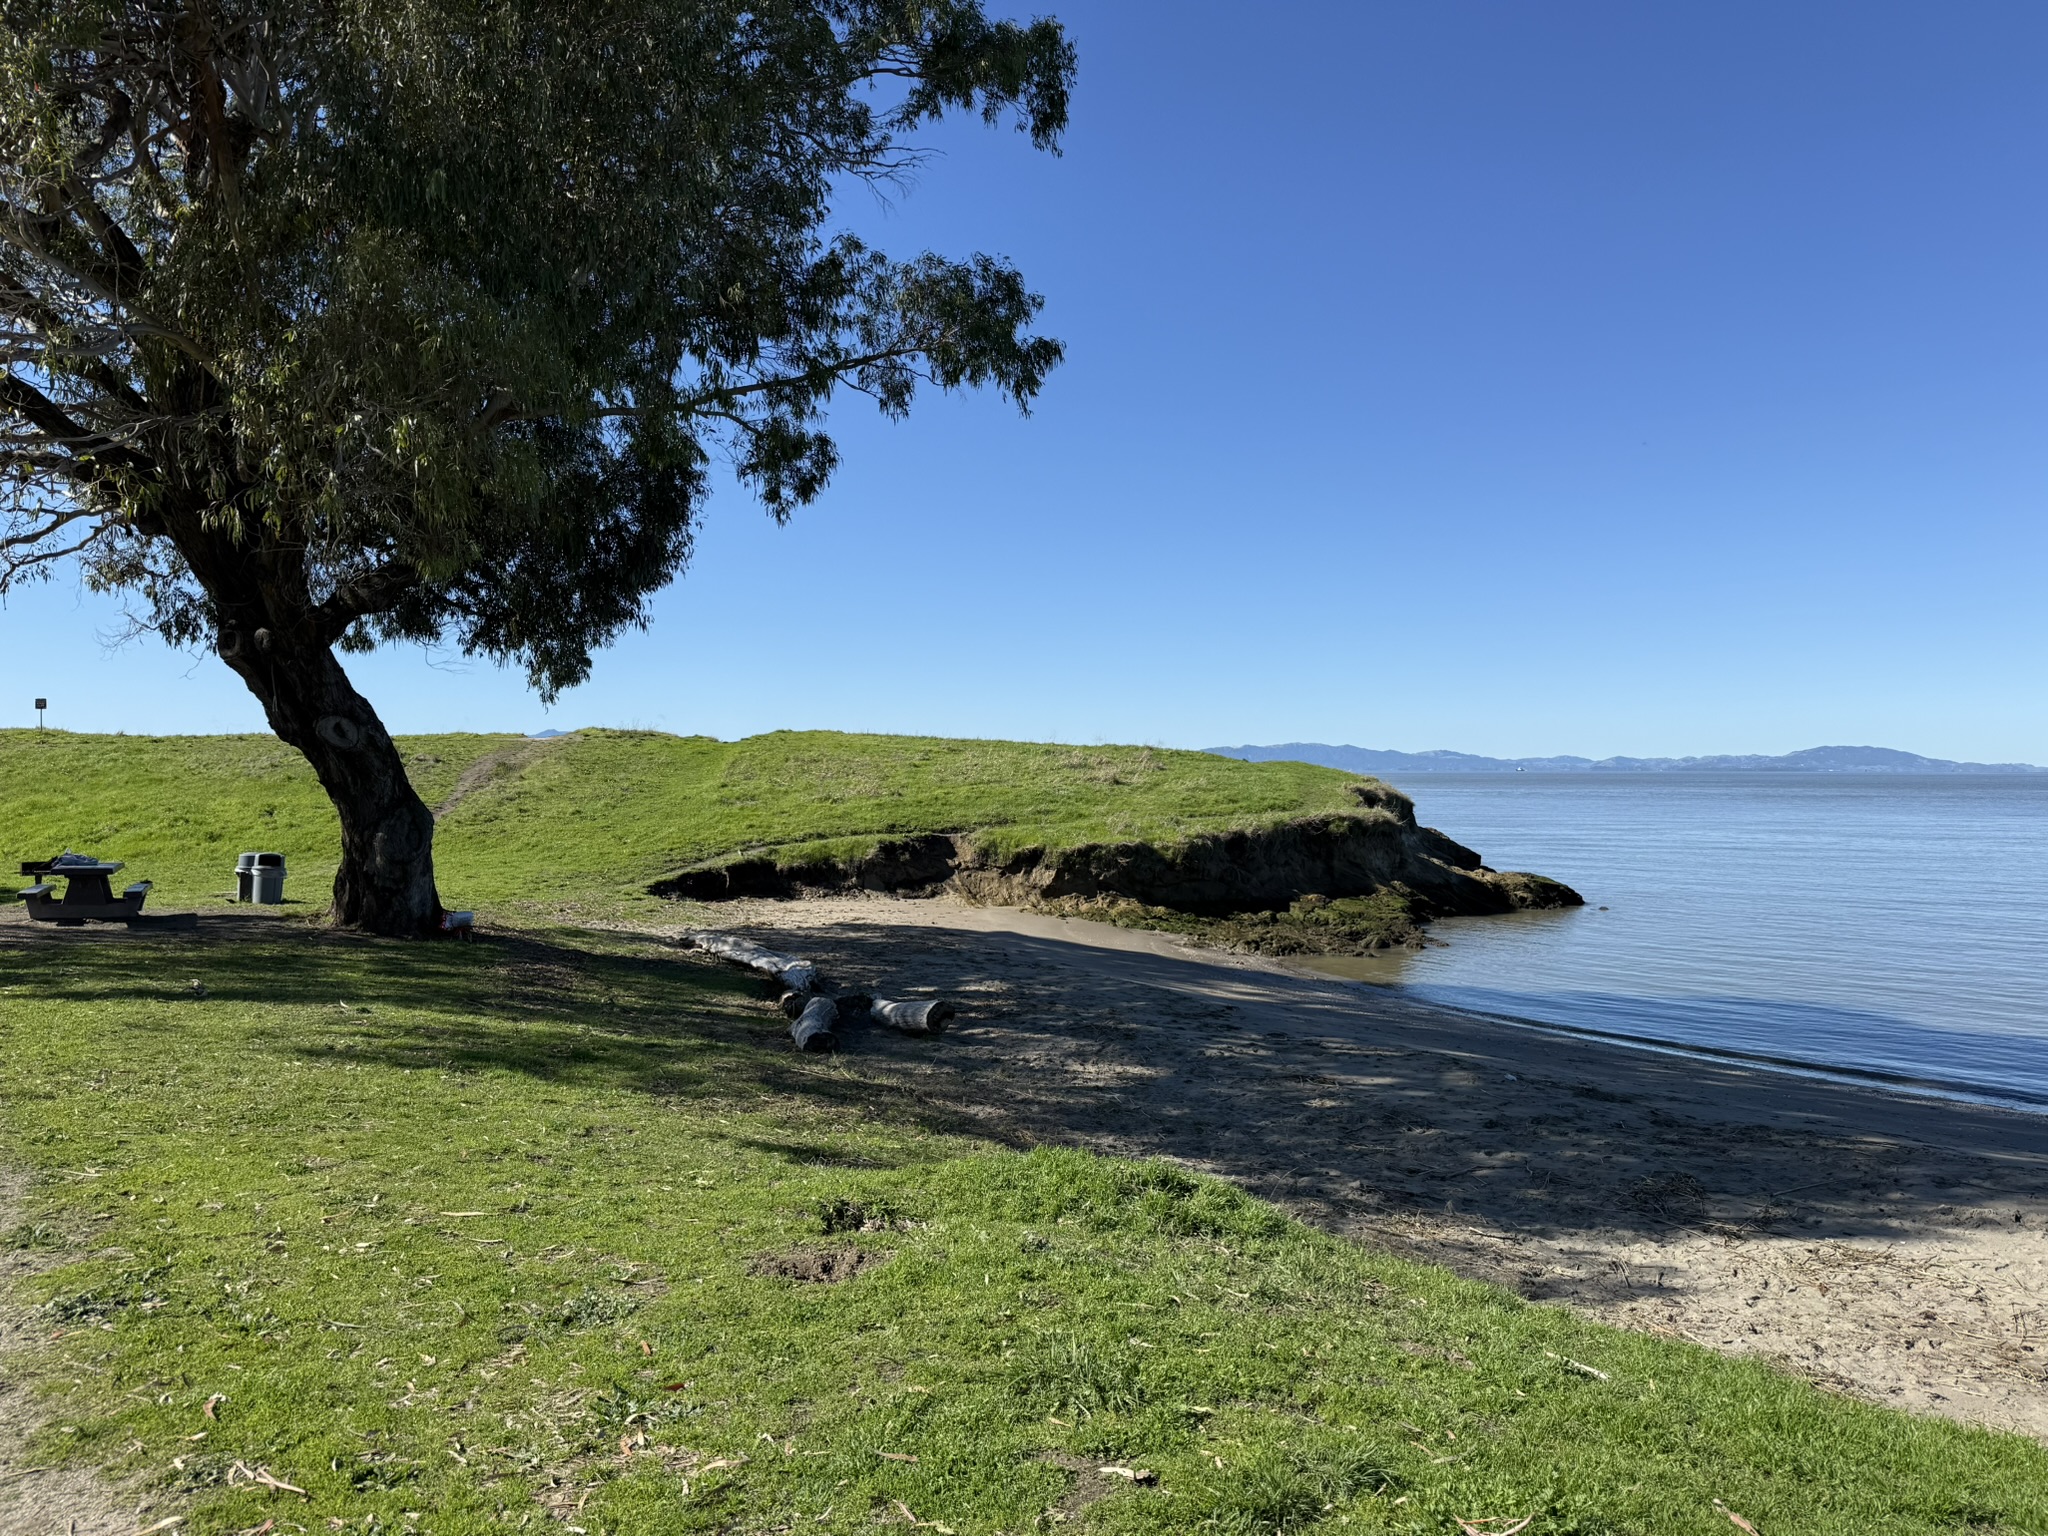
[3,925,2044,1535]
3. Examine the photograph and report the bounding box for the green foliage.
[0,728,1370,916]
[2,927,2045,1532]
[2,0,1073,695]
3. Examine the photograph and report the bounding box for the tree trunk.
[217,626,443,936]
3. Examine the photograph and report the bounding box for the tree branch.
[1,504,96,548]
[0,371,154,472]
[67,86,134,180]
[0,200,206,361]
[0,447,95,485]
[311,558,423,641]
[580,344,934,423]
[0,524,103,587]
[62,177,149,295]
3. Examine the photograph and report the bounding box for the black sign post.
[34,698,46,730]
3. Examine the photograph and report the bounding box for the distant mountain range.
[1206,743,2048,775]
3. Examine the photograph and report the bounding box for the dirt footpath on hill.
[684,895,2048,1442]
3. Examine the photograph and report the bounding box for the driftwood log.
[789,995,840,1053]
[684,930,951,1050]
[684,930,820,993]
[870,998,955,1035]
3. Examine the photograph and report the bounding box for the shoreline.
[785,895,2048,1153]
[684,893,2048,1440]
[1292,967,2048,1118]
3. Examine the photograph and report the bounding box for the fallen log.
[870,998,955,1035]
[682,931,950,1044]
[684,930,820,993]
[789,995,840,1053]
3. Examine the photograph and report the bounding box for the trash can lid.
[239,851,285,869]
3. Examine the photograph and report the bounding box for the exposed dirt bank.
[651,783,1582,923]
[659,895,2048,1443]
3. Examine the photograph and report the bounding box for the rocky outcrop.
[649,782,1581,918]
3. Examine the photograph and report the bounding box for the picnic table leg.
[62,873,115,907]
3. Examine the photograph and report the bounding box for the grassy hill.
[0,728,1368,918]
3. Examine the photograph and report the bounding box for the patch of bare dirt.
[670,894,2048,1442]
[748,1246,880,1284]
[0,1170,146,1536]
[1036,1449,1126,1520]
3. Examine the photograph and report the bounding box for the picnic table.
[19,854,159,925]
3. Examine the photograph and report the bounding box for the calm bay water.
[1310,775,2048,1110]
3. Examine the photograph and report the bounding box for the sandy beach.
[684,894,2048,1441]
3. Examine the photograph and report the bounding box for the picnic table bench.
[18,856,166,926]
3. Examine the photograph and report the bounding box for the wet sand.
[684,895,2048,1441]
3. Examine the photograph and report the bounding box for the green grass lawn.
[4,923,2045,1535]
[0,729,1369,921]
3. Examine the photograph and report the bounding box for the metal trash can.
[237,851,287,904]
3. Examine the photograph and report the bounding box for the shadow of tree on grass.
[11,909,2047,1264]
[0,914,959,1148]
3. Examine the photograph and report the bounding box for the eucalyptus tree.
[0,1,1071,933]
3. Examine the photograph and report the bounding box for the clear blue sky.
[9,1,2047,761]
